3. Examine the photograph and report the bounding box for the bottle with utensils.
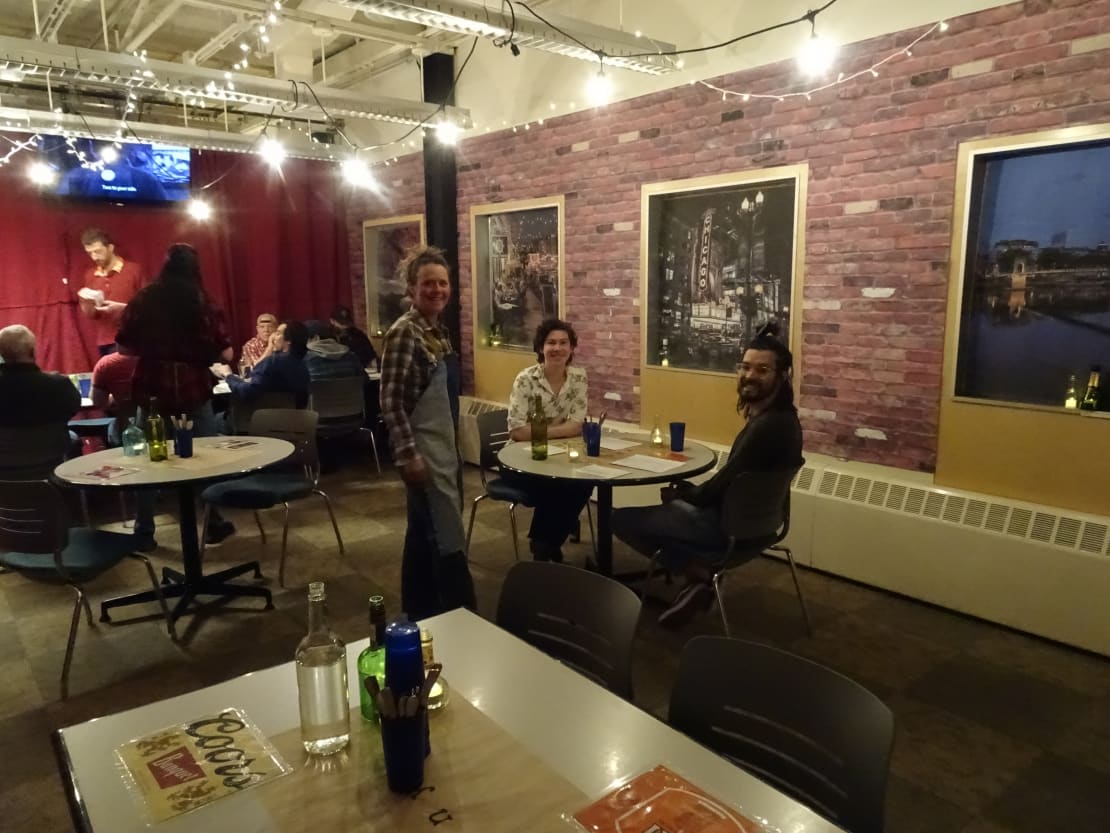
[385,617,430,756]
[1080,365,1101,412]
[145,397,168,462]
[122,417,146,457]
[296,582,350,755]
[529,394,548,461]
[357,595,388,722]
[420,629,449,710]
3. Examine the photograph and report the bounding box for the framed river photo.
[470,196,565,351]
[362,214,425,334]
[948,126,1110,408]
[640,167,806,376]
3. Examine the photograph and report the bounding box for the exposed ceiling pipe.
[38,0,83,43]
[123,0,185,54]
[120,0,151,48]
[188,16,254,65]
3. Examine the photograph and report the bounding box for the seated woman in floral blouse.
[506,318,594,562]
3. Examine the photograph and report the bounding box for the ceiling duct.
[335,0,676,75]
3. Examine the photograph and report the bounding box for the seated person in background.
[90,350,139,444]
[506,319,594,562]
[330,305,378,368]
[240,312,277,373]
[212,320,310,408]
[0,325,81,477]
[304,320,366,382]
[612,324,803,628]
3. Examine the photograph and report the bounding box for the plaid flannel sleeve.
[379,321,421,465]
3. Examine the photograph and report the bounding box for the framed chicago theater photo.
[641,168,806,375]
[470,196,564,351]
[362,214,425,334]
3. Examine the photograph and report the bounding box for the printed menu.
[116,707,290,823]
[572,765,759,833]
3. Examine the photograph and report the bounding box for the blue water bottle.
[384,617,430,756]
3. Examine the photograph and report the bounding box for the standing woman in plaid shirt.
[379,245,476,619]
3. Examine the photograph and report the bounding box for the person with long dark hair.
[116,243,236,546]
[379,245,475,619]
[611,322,803,628]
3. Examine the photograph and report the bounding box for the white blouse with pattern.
[507,364,589,430]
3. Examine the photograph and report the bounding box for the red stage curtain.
[0,138,351,372]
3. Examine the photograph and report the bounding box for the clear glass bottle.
[146,397,168,462]
[122,417,147,457]
[356,595,387,722]
[529,394,548,461]
[1064,374,1080,409]
[659,337,670,367]
[296,581,350,755]
[650,415,664,447]
[420,628,449,711]
[1080,365,1101,412]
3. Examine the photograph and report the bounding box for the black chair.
[464,409,594,561]
[228,391,297,435]
[309,376,381,474]
[642,467,812,636]
[200,409,343,587]
[495,561,640,698]
[670,636,894,833]
[0,423,72,481]
[0,480,176,698]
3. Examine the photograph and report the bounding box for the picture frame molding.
[361,213,426,335]
[468,194,566,355]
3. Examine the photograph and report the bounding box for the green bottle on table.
[529,394,548,461]
[357,595,387,721]
[146,397,168,462]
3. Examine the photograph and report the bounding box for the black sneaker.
[205,519,236,547]
[657,582,714,629]
[529,539,565,563]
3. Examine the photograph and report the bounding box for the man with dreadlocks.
[612,323,803,628]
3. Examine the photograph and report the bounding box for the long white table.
[55,609,842,833]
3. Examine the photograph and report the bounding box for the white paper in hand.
[77,287,105,305]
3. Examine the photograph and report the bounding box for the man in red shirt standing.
[78,228,144,355]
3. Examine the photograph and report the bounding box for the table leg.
[595,485,614,577]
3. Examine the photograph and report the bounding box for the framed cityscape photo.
[362,214,425,334]
[641,167,806,375]
[470,196,564,351]
[949,126,1110,407]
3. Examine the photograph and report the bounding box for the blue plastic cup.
[77,376,92,398]
[582,422,602,457]
[174,428,194,458]
[380,709,426,793]
[669,421,686,452]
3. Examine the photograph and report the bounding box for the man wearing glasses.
[613,324,803,628]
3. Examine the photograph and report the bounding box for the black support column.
[422,52,460,352]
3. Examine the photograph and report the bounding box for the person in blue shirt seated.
[212,320,310,408]
[303,320,366,382]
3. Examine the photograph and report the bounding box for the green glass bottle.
[146,397,168,462]
[529,394,548,461]
[356,595,387,721]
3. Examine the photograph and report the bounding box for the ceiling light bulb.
[259,137,286,168]
[585,69,613,106]
[798,32,837,76]
[269,12,278,24]
[28,161,56,186]
[99,145,119,164]
[187,199,212,220]
[341,157,375,189]
[436,121,461,145]
[239,42,250,52]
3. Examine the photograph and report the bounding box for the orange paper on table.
[572,764,759,833]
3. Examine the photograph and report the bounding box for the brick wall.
[348,0,1110,473]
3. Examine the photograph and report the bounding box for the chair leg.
[640,550,663,602]
[130,553,178,641]
[774,544,813,635]
[586,501,597,557]
[61,585,84,700]
[279,502,291,588]
[507,503,520,561]
[199,503,213,562]
[80,592,94,627]
[316,489,345,555]
[253,511,267,543]
[464,494,488,557]
[712,571,732,638]
[367,429,381,474]
[118,493,130,526]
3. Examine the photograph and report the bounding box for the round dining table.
[54,436,293,626]
[497,435,716,576]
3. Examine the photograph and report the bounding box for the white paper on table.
[572,464,628,479]
[546,444,567,456]
[599,437,640,451]
[612,454,686,473]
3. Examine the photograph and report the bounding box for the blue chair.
[0,480,175,699]
[464,409,594,562]
[200,408,343,587]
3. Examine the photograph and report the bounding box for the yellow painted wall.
[935,402,1110,516]
[471,346,534,403]
[639,366,745,445]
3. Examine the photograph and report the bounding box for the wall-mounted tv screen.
[37,135,191,203]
